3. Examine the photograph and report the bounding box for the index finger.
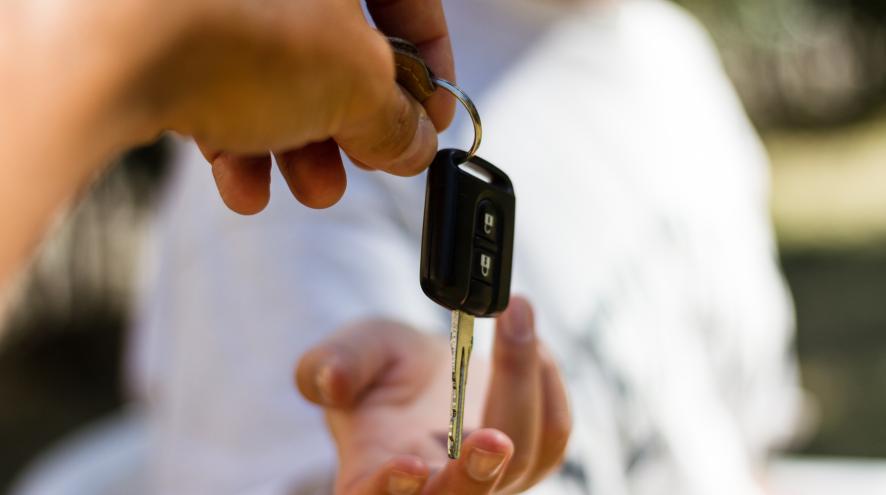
[367,0,455,130]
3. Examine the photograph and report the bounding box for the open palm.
[296,297,571,495]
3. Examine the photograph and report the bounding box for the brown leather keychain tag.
[390,37,437,102]
[388,36,482,160]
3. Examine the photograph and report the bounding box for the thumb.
[334,32,439,177]
[295,319,419,408]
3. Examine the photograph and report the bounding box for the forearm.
[0,0,164,287]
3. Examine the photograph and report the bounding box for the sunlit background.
[1,0,885,491]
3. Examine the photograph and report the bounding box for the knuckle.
[356,32,395,92]
[372,94,415,158]
[343,32,396,119]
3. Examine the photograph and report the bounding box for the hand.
[296,298,572,494]
[0,0,454,287]
[139,0,455,212]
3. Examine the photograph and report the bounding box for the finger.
[196,143,220,164]
[295,320,421,408]
[366,0,455,130]
[482,296,542,490]
[423,429,513,494]
[345,154,377,172]
[209,151,272,215]
[344,455,429,495]
[275,140,347,209]
[335,82,437,177]
[519,346,572,489]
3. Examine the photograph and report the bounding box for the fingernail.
[502,303,533,343]
[387,471,423,495]
[315,364,335,404]
[466,448,506,482]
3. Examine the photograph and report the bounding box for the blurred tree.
[815,0,886,22]
[675,0,886,129]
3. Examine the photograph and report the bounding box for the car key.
[421,149,515,459]
[392,38,516,459]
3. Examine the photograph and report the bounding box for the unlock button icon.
[477,200,498,242]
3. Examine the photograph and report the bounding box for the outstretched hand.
[296,297,571,494]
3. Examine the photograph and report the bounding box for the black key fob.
[420,149,515,317]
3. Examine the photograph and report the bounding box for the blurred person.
[4,0,572,493]
[0,0,454,296]
[118,0,803,494]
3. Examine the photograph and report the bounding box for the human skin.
[297,297,572,494]
[0,0,454,292]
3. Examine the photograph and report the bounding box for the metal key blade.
[448,310,475,459]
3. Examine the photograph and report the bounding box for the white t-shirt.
[131,0,800,493]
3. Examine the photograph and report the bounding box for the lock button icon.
[473,249,495,284]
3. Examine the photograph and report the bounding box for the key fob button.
[473,249,495,284]
[476,200,499,243]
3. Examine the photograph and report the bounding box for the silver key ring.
[433,78,482,163]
